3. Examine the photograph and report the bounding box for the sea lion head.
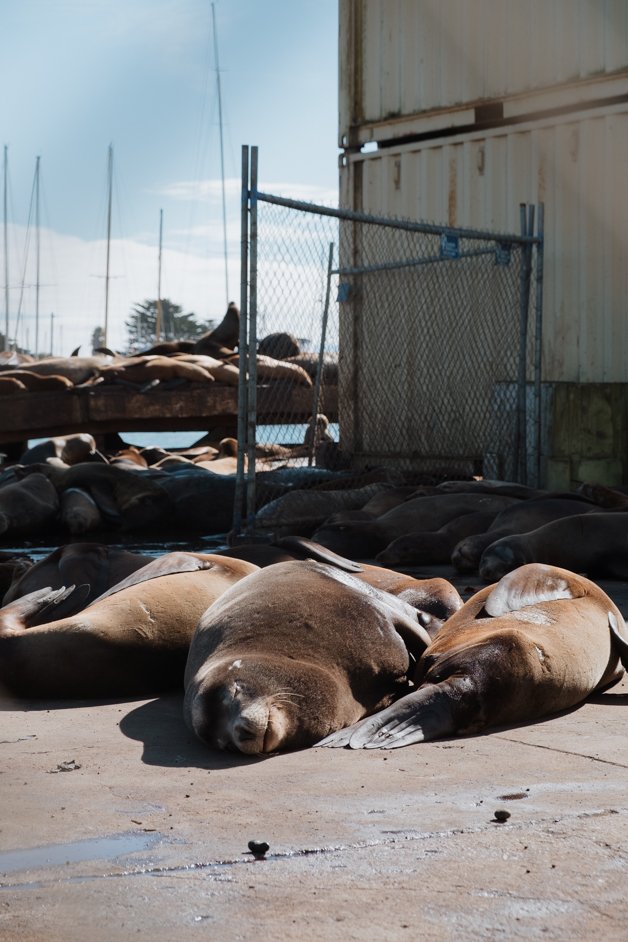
[478,538,530,582]
[185,653,351,755]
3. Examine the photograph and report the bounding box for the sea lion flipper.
[274,535,364,573]
[317,683,457,750]
[0,583,90,633]
[91,552,218,603]
[484,563,581,617]
[608,611,628,669]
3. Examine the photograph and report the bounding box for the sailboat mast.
[211,2,229,304]
[156,208,163,341]
[3,145,8,351]
[104,144,113,347]
[35,155,40,355]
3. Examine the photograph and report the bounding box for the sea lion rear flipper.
[484,563,582,617]
[317,682,457,750]
[274,535,364,573]
[608,611,628,669]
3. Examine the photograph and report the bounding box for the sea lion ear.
[484,564,581,617]
[608,610,628,669]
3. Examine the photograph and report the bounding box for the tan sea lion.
[20,433,98,466]
[478,512,628,582]
[183,559,435,754]
[318,564,628,749]
[0,553,259,698]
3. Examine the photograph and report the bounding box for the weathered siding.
[341,102,628,384]
[340,0,628,145]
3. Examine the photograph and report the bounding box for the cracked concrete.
[1,566,628,940]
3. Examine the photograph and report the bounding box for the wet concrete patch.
[0,830,162,876]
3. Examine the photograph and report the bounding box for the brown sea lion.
[478,512,628,582]
[0,369,74,390]
[376,510,498,566]
[318,564,628,749]
[59,487,104,535]
[98,355,215,386]
[312,493,520,559]
[12,355,115,384]
[0,554,258,698]
[0,473,59,537]
[217,534,463,638]
[183,560,434,754]
[2,543,154,606]
[194,302,240,356]
[20,433,98,467]
[451,496,601,573]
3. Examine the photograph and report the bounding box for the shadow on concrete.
[119,694,264,770]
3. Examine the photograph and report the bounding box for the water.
[0,832,162,876]
[116,424,339,449]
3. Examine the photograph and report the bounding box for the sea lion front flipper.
[274,535,364,573]
[608,611,628,669]
[0,584,91,633]
[91,552,219,603]
[484,563,582,617]
[317,682,457,750]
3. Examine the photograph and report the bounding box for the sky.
[1,0,340,355]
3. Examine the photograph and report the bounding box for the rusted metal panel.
[340,101,628,384]
[339,0,628,144]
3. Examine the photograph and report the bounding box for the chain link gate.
[232,146,544,538]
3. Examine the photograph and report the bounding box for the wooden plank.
[0,383,338,444]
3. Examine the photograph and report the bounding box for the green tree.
[91,325,105,352]
[125,299,215,352]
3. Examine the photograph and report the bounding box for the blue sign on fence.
[337,282,351,302]
[495,242,512,266]
[440,233,459,260]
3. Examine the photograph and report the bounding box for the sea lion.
[451,496,602,573]
[217,534,463,637]
[376,510,498,566]
[12,355,115,384]
[97,355,215,386]
[183,560,434,754]
[0,473,59,537]
[59,487,104,534]
[194,302,240,356]
[0,553,258,698]
[478,512,628,582]
[312,493,520,559]
[255,482,393,535]
[258,332,300,359]
[20,433,98,467]
[2,543,154,605]
[318,563,628,749]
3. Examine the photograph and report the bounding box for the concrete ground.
[1,565,628,941]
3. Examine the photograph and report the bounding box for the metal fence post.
[245,145,259,534]
[308,241,335,466]
[231,144,250,540]
[532,202,545,488]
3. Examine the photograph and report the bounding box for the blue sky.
[1,0,339,353]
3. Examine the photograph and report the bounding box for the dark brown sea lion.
[478,512,628,582]
[59,487,104,534]
[0,554,258,698]
[451,496,602,573]
[376,510,498,566]
[312,493,520,559]
[20,433,98,466]
[183,560,434,754]
[2,543,154,605]
[258,332,300,359]
[318,564,628,749]
[0,473,59,537]
[193,302,240,356]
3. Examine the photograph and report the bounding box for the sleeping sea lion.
[318,564,628,749]
[0,553,258,698]
[183,560,438,755]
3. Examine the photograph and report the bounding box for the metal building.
[339,0,628,487]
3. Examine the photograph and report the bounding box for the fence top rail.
[253,189,542,246]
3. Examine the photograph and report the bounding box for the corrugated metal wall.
[339,0,628,385]
[341,103,628,384]
[340,0,628,145]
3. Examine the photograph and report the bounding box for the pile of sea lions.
[1,534,627,756]
[0,304,325,395]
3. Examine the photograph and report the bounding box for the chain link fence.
[234,148,543,536]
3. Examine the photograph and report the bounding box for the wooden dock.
[0,382,338,450]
